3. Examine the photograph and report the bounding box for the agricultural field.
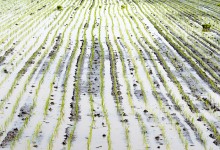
[0,0,220,149]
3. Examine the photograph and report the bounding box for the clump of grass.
[121,5,126,9]
[202,24,211,32]
[57,5,63,11]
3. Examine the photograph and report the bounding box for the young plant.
[202,24,211,32]
[57,5,63,11]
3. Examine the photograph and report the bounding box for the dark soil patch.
[18,104,32,120]
[0,128,19,148]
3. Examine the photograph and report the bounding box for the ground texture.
[0,0,220,149]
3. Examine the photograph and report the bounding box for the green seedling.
[202,24,211,32]
[57,5,63,11]
[121,5,126,9]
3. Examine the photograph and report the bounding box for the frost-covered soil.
[0,0,220,149]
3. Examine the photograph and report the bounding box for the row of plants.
[108,2,170,149]
[110,3,151,149]
[164,0,220,41]
[44,0,92,149]
[139,0,220,117]
[87,1,98,148]
[0,0,62,52]
[150,1,220,61]
[0,0,79,146]
[144,0,220,119]
[2,25,62,149]
[116,2,187,149]
[66,0,95,149]
[0,0,69,88]
[139,2,211,108]
[0,0,74,112]
[10,0,84,146]
[105,4,131,149]
[144,0,217,48]
[97,0,113,148]
[45,0,90,148]
[120,0,207,148]
[114,7,168,150]
[128,0,220,147]
[141,1,220,90]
